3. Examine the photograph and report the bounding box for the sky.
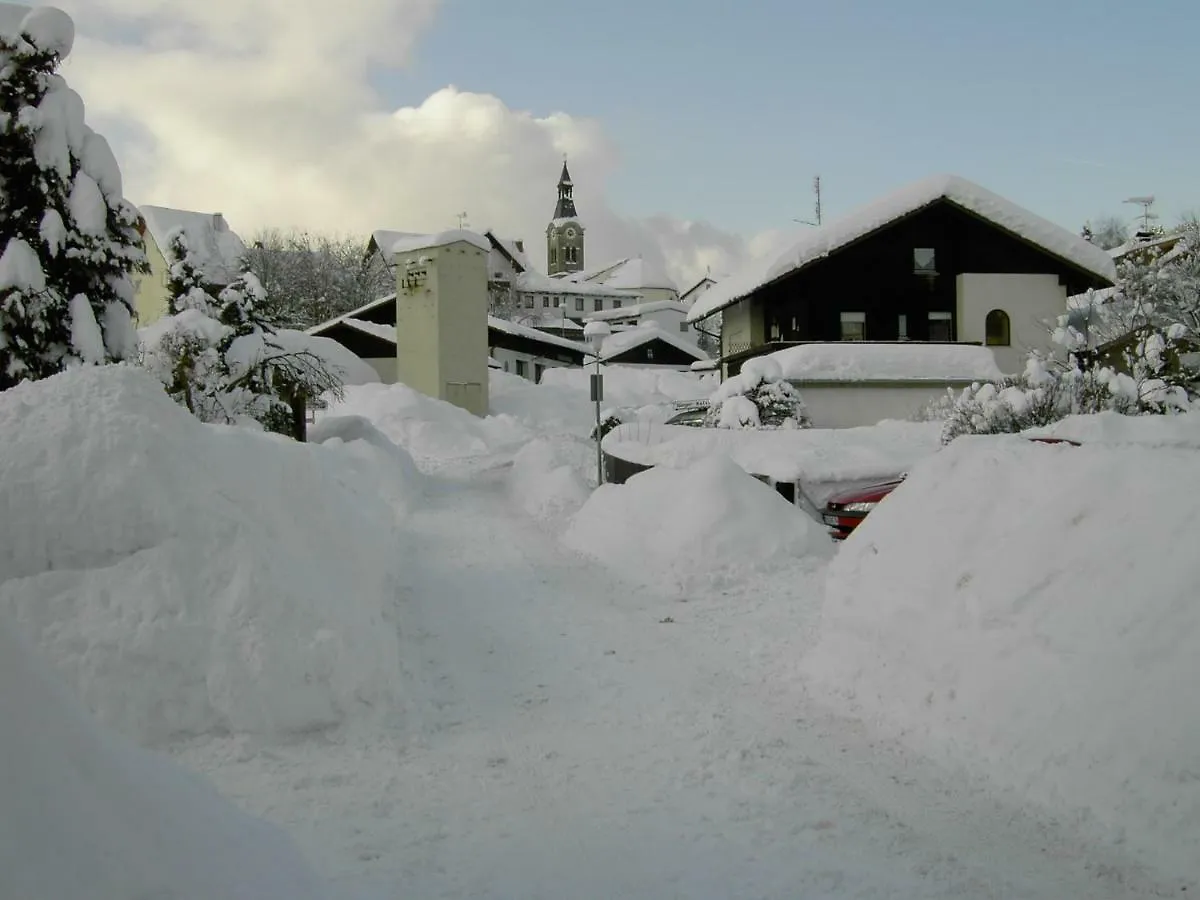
[55,0,1199,286]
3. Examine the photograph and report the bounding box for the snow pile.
[564,454,832,592]
[539,364,717,406]
[803,434,1200,880]
[768,342,1003,382]
[603,419,941,486]
[321,379,531,467]
[1025,409,1200,447]
[688,173,1116,322]
[0,365,406,744]
[308,413,425,510]
[508,436,594,522]
[0,615,332,900]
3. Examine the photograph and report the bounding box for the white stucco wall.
[624,286,679,306]
[362,356,398,384]
[791,381,971,429]
[956,273,1065,375]
[490,346,576,383]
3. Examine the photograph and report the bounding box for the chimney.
[212,212,225,231]
[515,239,525,253]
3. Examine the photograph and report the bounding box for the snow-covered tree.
[704,356,810,429]
[1082,215,1130,251]
[142,230,346,438]
[242,228,391,328]
[0,7,145,391]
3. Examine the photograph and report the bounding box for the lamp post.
[582,320,611,487]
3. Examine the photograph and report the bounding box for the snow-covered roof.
[487,315,588,355]
[570,256,677,293]
[584,300,690,322]
[392,229,491,256]
[679,274,719,304]
[592,322,710,364]
[766,342,1003,383]
[688,174,1119,323]
[483,231,532,274]
[139,205,246,286]
[515,269,633,298]
[305,293,396,336]
[340,318,395,343]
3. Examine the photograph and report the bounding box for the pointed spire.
[553,155,578,220]
[559,153,572,187]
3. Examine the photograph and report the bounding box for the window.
[524,295,534,308]
[542,296,550,308]
[897,314,908,341]
[840,311,866,341]
[646,346,655,360]
[553,296,560,308]
[575,298,584,311]
[679,321,689,333]
[514,359,527,378]
[535,363,545,383]
[594,298,603,312]
[929,311,952,342]
[913,248,936,274]
[612,299,622,309]
[985,309,1011,346]
[549,248,557,266]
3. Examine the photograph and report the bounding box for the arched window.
[985,309,1011,346]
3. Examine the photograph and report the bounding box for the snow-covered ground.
[3,364,1196,898]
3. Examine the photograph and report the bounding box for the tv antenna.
[1123,196,1158,232]
[793,175,823,226]
[455,211,470,230]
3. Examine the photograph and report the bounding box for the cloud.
[55,0,770,290]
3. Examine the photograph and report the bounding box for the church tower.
[546,159,584,276]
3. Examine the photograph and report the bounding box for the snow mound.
[308,413,425,510]
[0,615,332,900]
[539,363,716,406]
[509,437,593,522]
[803,433,1200,881]
[321,380,530,468]
[1025,409,1200,448]
[0,365,405,745]
[564,454,832,592]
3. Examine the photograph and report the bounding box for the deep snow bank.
[564,454,832,593]
[803,434,1200,880]
[509,436,594,522]
[0,615,332,900]
[0,366,408,744]
[321,379,531,466]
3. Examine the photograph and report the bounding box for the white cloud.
[56,0,770,289]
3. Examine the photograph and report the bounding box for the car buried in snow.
[822,436,1082,540]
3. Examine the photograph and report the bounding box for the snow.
[1024,409,1200,447]
[593,320,710,363]
[803,433,1200,883]
[488,312,588,354]
[0,613,333,900]
[767,341,1004,382]
[590,256,678,292]
[79,129,124,200]
[390,228,491,256]
[508,436,593,521]
[516,268,632,298]
[140,205,246,285]
[688,173,1119,322]
[12,4,74,56]
[584,298,691,320]
[40,207,66,255]
[0,365,410,744]
[67,292,104,363]
[603,418,942,486]
[565,454,832,593]
[68,170,107,234]
[0,236,47,291]
[226,327,381,387]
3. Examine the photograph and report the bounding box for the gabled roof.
[679,274,719,304]
[562,255,678,293]
[592,323,710,364]
[139,205,246,286]
[367,228,491,269]
[483,231,531,274]
[488,316,588,355]
[516,269,634,298]
[687,174,1119,323]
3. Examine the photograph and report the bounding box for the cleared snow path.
[176,469,1183,899]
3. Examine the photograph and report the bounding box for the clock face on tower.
[565,227,576,239]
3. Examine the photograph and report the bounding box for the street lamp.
[582,319,611,486]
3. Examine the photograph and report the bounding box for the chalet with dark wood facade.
[687,174,1117,377]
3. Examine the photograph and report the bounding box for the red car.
[822,437,1080,540]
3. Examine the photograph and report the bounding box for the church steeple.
[546,156,584,276]
[554,159,578,220]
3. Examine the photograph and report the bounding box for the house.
[307,294,588,386]
[133,205,247,325]
[680,272,720,307]
[584,299,698,340]
[590,321,710,369]
[559,255,680,306]
[515,268,640,323]
[687,174,1116,379]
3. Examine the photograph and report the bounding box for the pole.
[594,355,603,486]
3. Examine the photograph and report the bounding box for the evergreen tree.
[704,357,810,429]
[0,8,144,390]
